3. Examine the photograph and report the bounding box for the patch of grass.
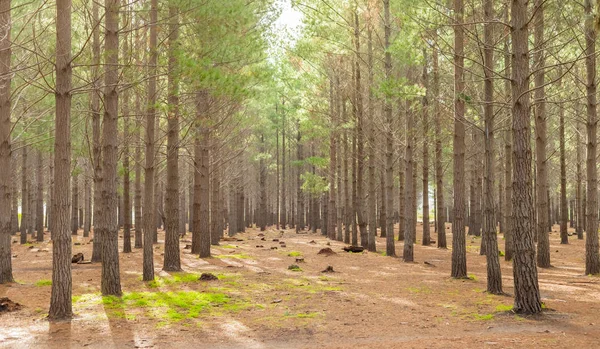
[468,274,478,281]
[288,264,302,272]
[407,286,432,294]
[499,250,505,257]
[219,244,237,249]
[214,253,251,260]
[378,251,387,256]
[287,251,302,257]
[495,304,513,312]
[472,313,494,321]
[144,273,203,288]
[284,311,321,319]
[35,279,52,287]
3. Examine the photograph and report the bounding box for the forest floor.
[1,224,599,348]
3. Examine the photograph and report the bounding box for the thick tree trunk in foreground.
[49,0,73,320]
[511,0,542,314]
[366,23,376,251]
[194,91,211,257]
[0,0,13,283]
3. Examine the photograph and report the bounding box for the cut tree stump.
[317,248,336,256]
[0,298,21,313]
[321,266,335,273]
[71,253,84,263]
[199,273,218,281]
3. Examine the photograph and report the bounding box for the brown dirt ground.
[1,224,599,349]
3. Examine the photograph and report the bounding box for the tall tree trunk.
[134,90,143,248]
[366,20,376,251]
[451,0,467,278]
[585,0,600,275]
[0,0,12,283]
[296,122,304,233]
[577,119,584,239]
[281,102,287,229]
[49,0,73,320]
[353,10,367,247]
[91,0,102,263]
[559,76,568,246]
[211,163,220,244]
[383,0,396,257]
[84,177,91,238]
[404,99,414,261]
[534,0,551,267]
[503,5,513,261]
[433,38,446,249]
[511,0,542,314]
[99,0,122,296]
[259,134,267,231]
[71,174,78,235]
[194,91,211,257]
[163,4,181,270]
[422,51,430,246]
[143,0,158,281]
[328,79,337,240]
[343,100,350,243]
[483,0,502,294]
[36,151,43,242]
[20,146,27,244]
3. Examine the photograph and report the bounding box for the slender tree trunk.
[585,0,600,275]
[0,0,12,283]
[259,134,267,231]
[366,20,376,251]
[577,119,584,239]
[483,0,502,294]
[296,122,304,233]
[20,146,27,244]
[194,91,211,257]
[343,100,350,243]
[281,104,287,229]
[384,0,396,257]
[143,0,158,281]
[422,51,430,246]
[211,163,220,244]
[433,40,446,249]
[91,0,102,263]
[404,99,415,261]
[49,0,73,320]
[71,174,78,235]
[328,79,337,240]
[163,4,181,270]
[84,177,91,237]
[98,0,122,296]
[503,6,513,261]
[511,0,542,314]
[559,77,568,246]
[134,90,142,248]
[534,0,551,267]
[36,151,43,242]
[451,0,467,278]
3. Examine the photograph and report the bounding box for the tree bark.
[143,0,158,281]
[433,39,446,249]
[511,0,542,314]
[91,0,102,263]
[384,0,396,257]
[49,0,73,320]
[422,50,430,246]
[0,0,12,283]
[163,4,181,270]
[585,0,600,275]
[20,146,27,244]
[483,0,502,294]
[99,0,122,296]
[534,0,551,267]
[36,151,43,242]
[451,0,467,278]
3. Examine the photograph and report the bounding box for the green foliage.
[35,279,52,287]
[300,172,328,194]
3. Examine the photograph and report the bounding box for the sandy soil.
[1,224,599,349]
